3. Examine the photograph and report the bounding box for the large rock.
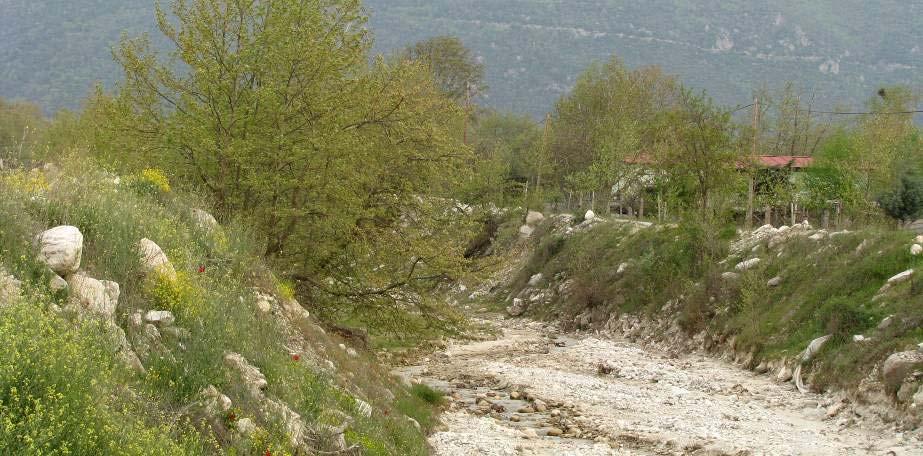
[138,238,176,280]
[882,351,923,392]
[507,298,527,317]
[525,211,545,226]
[67,273,120,319]
[911,244,923,256]
[518,224,534,238]
[191,209,219,232]
[35,226,83,276]
[887,269,914,285]
[735,258,761,271]
[145,310,175,327]
[584,210,596,221]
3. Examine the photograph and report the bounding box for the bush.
[0,298,200,455]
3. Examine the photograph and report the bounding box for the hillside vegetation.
[0,154,444,454]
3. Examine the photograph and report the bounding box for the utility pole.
[463,82,472,145]
[746,96,760,230]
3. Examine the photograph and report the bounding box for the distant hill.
[2,0,920,116]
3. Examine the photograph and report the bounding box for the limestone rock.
[35,226,83,276]
[49,274,68,292]
[525,211,545,226]
[145,310,175,327]
[191,209,219,232]
[617,262,629,274]
[721,272,740,280]
[882,351,923,392]
[137,238,176,280]
[897,381,920,404]
[887,269,914,286]
[235,418,257,436]
[776,364,793,382]
[507,298,527,317]
[584,210,596,221]
[518,224,534,238]
[0,269,22,305]
[912,244,923,256]
[528,273,544,286]
[224,352,268,393]
[767,276,782,287]
[67,273,119,319]
[735,258,761,271]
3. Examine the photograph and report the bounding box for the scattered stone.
[519,225,534,238]
[533,400,548,412]
[911,244,923,256]
[735,258,761,271]
[236,417,257,436]
[407,417,421,430]
[0,269,22,304]
[346,347,358,357]
[517,406,534,413]
[49,274,68,292]
[878,315,896,330]
[597,362,614,375]
[224,352,268,393]
[510,415,521,422]
[721,272,740,280]
[853,335,867,342]
[528,273,544,286]
[584,210,596,221]
[546,427,564,437]
[887,269,914,286]
[137,238,176,280]
[897,382,919,404]
[35,225,83,276]
[510,391,522,400]
[525,211,545,226]
[507,298,527,317]
[808,231,827,241]
[767,276,782,287]
[144,310,175,327]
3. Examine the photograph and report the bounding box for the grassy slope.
[0,155,440,454]
[507,219,923,392]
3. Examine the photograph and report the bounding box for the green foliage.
[0,298,202,455]
[97,0,479,331]
[404,36,486,102]
[409,383,445,406]
[877,169,923,222]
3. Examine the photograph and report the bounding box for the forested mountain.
[1,0,920,115]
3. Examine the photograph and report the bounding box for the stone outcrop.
[67,273,120,319]
[35,225,83,276]
[525,211,545,226]
[191,209,219,232]
[882,351,923,393]
[0,268,22,305]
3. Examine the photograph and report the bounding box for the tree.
[654,88,739,222]
[549,57,676,210]
[102,0,477,330]
[404,36,486,103]
[878,170,923,222]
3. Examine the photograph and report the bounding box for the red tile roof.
[755,155,814,169]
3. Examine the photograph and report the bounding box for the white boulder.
[67,273,120,319]
[882,351,923,391]
[507,298,527,316]
[584,210,596,221]
[525,211,545,226]
[49,274,68,292]
[767,276,782,287]
[145,310,176,327]
[735,258,761,271]
[887,269,914,285]
[224,352,268,393]
[35,226,83,276]
[191,209,219,232]
[912,244,923,256]
[528,273,544,286]
[518,225,534,237]
[138,238,176,280]
[721,271,740,280]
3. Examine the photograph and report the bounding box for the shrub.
[128,168,172,196]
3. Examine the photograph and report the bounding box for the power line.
[801,109,923,116]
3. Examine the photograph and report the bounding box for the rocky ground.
[398,317,923,456]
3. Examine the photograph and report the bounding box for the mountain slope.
[1,0,920,115]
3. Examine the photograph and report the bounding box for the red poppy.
[383,409,390,416]
[227,412,236,422]
[197,265,206,273]
[292,354,300,362]
[264,451,271,456]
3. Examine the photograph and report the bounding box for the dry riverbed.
[397,318,923,455]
